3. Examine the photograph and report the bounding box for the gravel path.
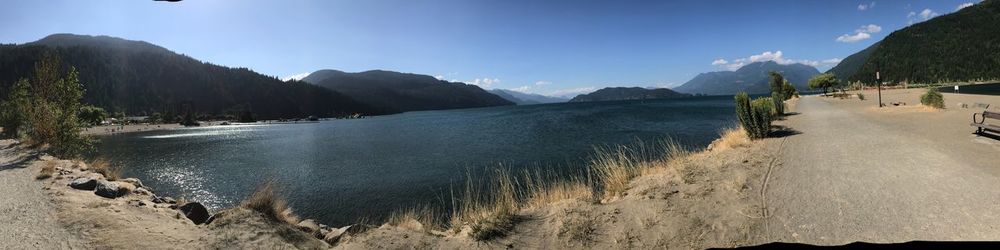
[0,140,89,249]
[764,96,1000,244]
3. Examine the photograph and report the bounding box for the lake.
[97,96,737,226]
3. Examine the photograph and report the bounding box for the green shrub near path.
[920,88,945,109]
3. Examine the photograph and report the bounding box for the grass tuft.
[90,158,121,181]
[241,181,300,225]
[36,161,56,180]
[592,140,689,200]
[387,206,442,232]
[710,126,751,151]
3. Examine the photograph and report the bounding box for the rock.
[323,224,370,244]
[69,177,98,190]
[116,182,136,194]
[151,196,176,204]
[94,180,124,198]
[133,187,151,196]
[178,202,211,225]
[297,219,321,236]
[121,178,143,188]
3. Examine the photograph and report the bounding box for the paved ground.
[0,140,88,249]
[764,95,1000,244]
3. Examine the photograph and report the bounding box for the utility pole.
[876,69,883,108]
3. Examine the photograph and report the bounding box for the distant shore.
[80,121,231,136]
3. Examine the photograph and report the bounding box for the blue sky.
[0,0,982,97]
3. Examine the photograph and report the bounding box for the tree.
[1,53,92,157]
[808,73,839,95]
[0,79,31,139]
[79,105,108,126]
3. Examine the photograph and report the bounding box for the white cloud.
[836,32,871,43]
[548,86,597,97]
[712,51,842,71]
[534,81,551,85]
[711,59,728,65]
[822,58,843,64]
[956,2,974,11]
[907,8,939,24]
[512,86,532,92]
[281,72,311,82]
[434,75,445,80]
[465,78,500,88]
[855,24,882,33]
[749,51,785,63]
[920,8,938,19]
[858,2,875,11]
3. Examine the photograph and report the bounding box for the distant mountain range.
[487,89,568,105]
[672,61,820,95]
[568,87,690,102]
[0,34,376,119]
[828,0,1000,83]
[301,69,513,113]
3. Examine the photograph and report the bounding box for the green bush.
[857,93,865,100]
[781,80,798,100]
[920,88,945,109]
[771,92,784,115]
[734,92,772,140]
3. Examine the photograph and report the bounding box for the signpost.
[876,71,883,107]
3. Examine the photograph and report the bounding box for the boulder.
[297,219,321,236]
[69,177,98,190]
[178,202,211,225]
[133,187,152,196]
[94,180,124,198]
[120,178,143,188]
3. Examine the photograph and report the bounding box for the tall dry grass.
[241,181,300,225]
[389,139,694,241]
[90,158,121,181]
[709,126,751,151]
[36,161,56,180]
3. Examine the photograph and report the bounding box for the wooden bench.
[972,111,1000,135]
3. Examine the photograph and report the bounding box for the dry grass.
[240,181,300,225]
[36,161,56,180]
[388,139,696,241]
[387,206,442,232]
[709,126,751,151]
[451,169,519,241]
[593,140,689,201]
[90,158,121,181]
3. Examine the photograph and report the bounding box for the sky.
[0,0,983,97]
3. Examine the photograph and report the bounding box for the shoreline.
[2,111,782,248]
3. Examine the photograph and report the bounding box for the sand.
[81,124,184,136]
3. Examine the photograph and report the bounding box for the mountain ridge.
[568,87,690,102]
[672,61,820,95]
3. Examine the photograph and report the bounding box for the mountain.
[0,34,377,119]
[672,61,820,95]
[826,42,879,82]
[488,89,568,105]
[833,0,1000,83]
[568,87,690,102]
[301,69,513,113]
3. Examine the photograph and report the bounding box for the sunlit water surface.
[98,96,737,226]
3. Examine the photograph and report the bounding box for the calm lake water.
[97,96,737,226]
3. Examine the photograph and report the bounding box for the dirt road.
[0,140,88,249]
[764,95,1000,244]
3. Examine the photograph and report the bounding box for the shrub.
[735,93,772,139]
[857,93,865,100]
[920,88,945,109]
[37,161,56,180]
[771,92,784,115]
[781,80,798,100]
[748,98,773,139]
